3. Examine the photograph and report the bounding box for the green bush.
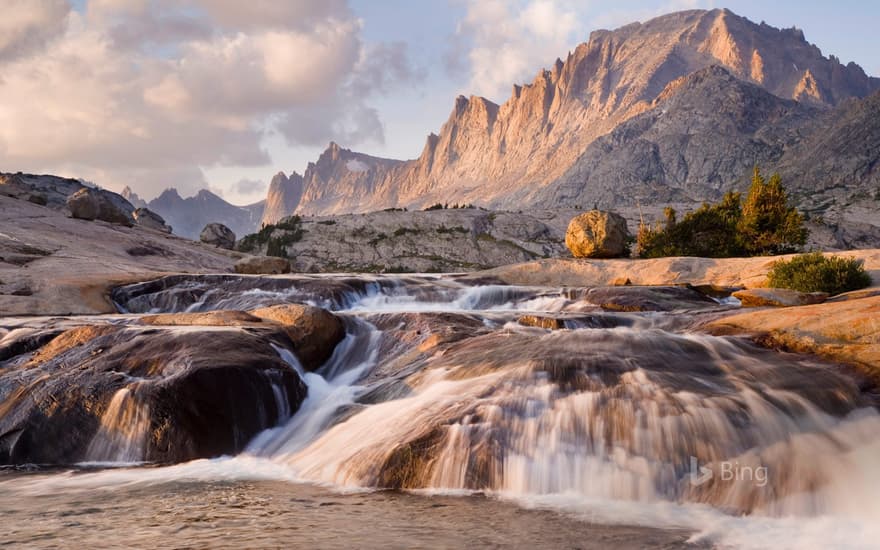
[636,167,808,258]
[237,215,304,257]
[767,253,872,295]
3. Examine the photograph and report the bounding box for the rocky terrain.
[198,8,874,250]
[0,188,237,316]
[257,208,580,273]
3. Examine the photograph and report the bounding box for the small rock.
[27,193,47,206]
[234,256,291,274]
[733,288,829,308]
[518,315,566,330]
[200,223,236,249]
[133,208,172,234]
[610,277,632,286]
[565,210,630,258]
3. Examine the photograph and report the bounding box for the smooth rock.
[200,223,236,249]
[586,285,718,312]
[133,208,172,233]
[733,288,829,307]
[0,325,306,465]
[565,211,629,258]
[234,256,291,275]
[250,304,345,370]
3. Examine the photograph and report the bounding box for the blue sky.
[3,1,878,204]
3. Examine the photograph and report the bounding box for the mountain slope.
[281,8,877,217]
[148,189,264,240]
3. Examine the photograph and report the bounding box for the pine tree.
[738,167,808,255]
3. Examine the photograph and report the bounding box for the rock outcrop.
[565,211,629,258]
[261,171,305,227]
[200,223,236,249]
[133,207,172,233]
[0,324,307,465]
[234,256,291,274]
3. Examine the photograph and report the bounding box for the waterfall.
[84,385,151,464]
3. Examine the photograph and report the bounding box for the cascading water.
[85,384,151,463]
[10,274,879,548]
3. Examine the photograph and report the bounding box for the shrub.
[237,215,304,257]
[767,253,872,295]
[636,167,808,258]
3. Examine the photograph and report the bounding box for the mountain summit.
[272,8,876,218]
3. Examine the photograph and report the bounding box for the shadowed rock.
[0,325,306,465]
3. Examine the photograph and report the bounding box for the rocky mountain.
[261,172,304,227]
[267,8,877,219]
[121,186,148,209]
[148,188,264,240]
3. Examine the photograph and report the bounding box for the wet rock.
[518,315,566,330]
[200,223,236,249]
[0,325,306,465]
[250,304,345,370]
[234,256,291,274]
[565,210,629,258]
[139,310,264,327]
[66,188,135,226]
[585,285,718,312]
[733,288,829,307]
[133,208,172,234]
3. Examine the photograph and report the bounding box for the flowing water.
[3,274,879,549]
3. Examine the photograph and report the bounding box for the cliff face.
[260,171,303,227]
[278,8,878,217]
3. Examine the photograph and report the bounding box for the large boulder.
[0,324,306,465]
[133,207,172,234]
[200,223,236,249]
[250,304,346,370]
[66,188,134,226]
[733,288,829,308]
[234,255,291,274]
[565,210,629,258]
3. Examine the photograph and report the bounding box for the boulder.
[234,255,291,274]
[733,288,829,308]
[200,223,236,249]
[585,285,718,312]
[0,325,306,465]
[250,304,345,370]
[133,207,172,234]
[565,210,629,258]
[66,188,134,226]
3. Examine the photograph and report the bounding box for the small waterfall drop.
[85,385,151,463]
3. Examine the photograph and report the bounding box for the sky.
[1,0,877,205]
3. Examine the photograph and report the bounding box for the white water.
[84,385,151,463]
[17,276,880,548]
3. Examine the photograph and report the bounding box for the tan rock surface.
[0,195,236,315]
[480,249,880,289]
[733,288,828,307]
[707,295,880,373]
[565,211,629,258]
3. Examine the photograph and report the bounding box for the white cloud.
[0,0,71,61]
[0,0,422,199]
[454,0,581,101]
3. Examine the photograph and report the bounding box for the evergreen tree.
[738,167,808,255]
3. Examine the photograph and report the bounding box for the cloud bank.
[0,0,421,199]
